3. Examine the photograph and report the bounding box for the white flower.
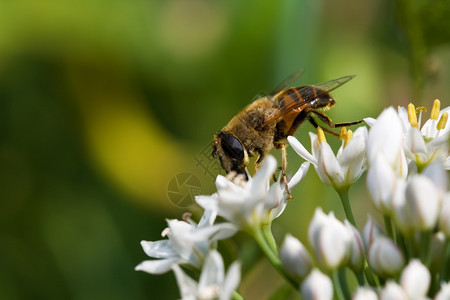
[196,155,309,227]
[308,208,352,270]
[280,234,313,280]
[135,210,238,274]
[380,281,408,300]
[398,101,449,170]
[288,126,367,192]
[352,287,378,300]
[172,250,241,300]
[301,269,333,300]
[400,260,430,299]
[367,236,405,277]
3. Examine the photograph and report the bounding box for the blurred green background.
[1,0,449,299]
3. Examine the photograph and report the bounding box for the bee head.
[212,131,249,178]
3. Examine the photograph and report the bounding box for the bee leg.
[254,151,265,173]
[309,109,364,128]
[280,143,293,199]
[307,115,339,137]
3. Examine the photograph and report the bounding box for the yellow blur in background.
[0,0,449,299]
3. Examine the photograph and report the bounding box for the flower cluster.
[135,100,449,300]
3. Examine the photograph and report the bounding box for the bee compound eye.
[219,132,245,161]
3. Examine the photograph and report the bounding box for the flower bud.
[301,269,333,300]
[344,220,365,272]
[435,282,450,300]
[362,215,383,250]
[309,209,351,270]
[368,236,405,277]
[439,193,450,237]
[280,234,313,280]
[380,281,408,300]
[352,287,378,300]
[400,259,430,299]
[404,175,440,231]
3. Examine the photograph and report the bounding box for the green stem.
[363,261,379,287]
[396,230,409,261]
[262,223,278,255]
[420,230,432,267]
[354,270,366,286]
[249,224,299,289]
[441,239,450,282]
[383,215,395,242]
[332,269,346,300]
[232,291,245,300]
[338,268,351,300]
[337,188,357,228]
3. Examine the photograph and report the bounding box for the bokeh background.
[1,0,449,299]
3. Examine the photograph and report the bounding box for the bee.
[212,73,363,197]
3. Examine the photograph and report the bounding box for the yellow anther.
[415,107,427,114]
[430,99,441,120]
[339,127,347,140]
[437,112,448,130]
[344,129,353,148]
[407,103,418,128]
[317,127,326,147]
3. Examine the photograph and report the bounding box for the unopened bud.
[368,236,405,277]
[400,259,430,299]
[352,287,378,300]
[439,193,450,237]
[344,220,365,272]
[380,281,408,300]
[280,234,313,280]
[301,269,333,300]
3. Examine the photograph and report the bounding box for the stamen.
[339,127,347,140]
[437,112,448,130]
[344,129,353,148]
[416,107,427,128]
[317,127,326,147]
[407,103,418,128]
[430,99,441,120]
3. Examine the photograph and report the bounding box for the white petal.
[280,234,313,280]
[288,135,318,166]
[220,261,241,300]
[353,287,378,300]
[368,237,404,277]
[288,161,310,189]
[317,142,344,188]
[199,250,224,289]
[367,107,403,167]
[405,175,439,230]
[362,215,383,250]
[135,257,181,274]
[366,155,397,213]
[439,193,450,237]
[380,281,408,300]
[404,127,428,162]
[435,282,450,300]
[363,117,376,127]
[345,220,365,272]
[308,208,328,247]
[140,240,177,258]
[172,265,198,299]
[301,269,333,300]
[400,259,430,299]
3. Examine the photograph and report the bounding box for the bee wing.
[270,69,305,95]
[261,75,356,127]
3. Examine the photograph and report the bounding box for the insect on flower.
[212,71,363,198]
